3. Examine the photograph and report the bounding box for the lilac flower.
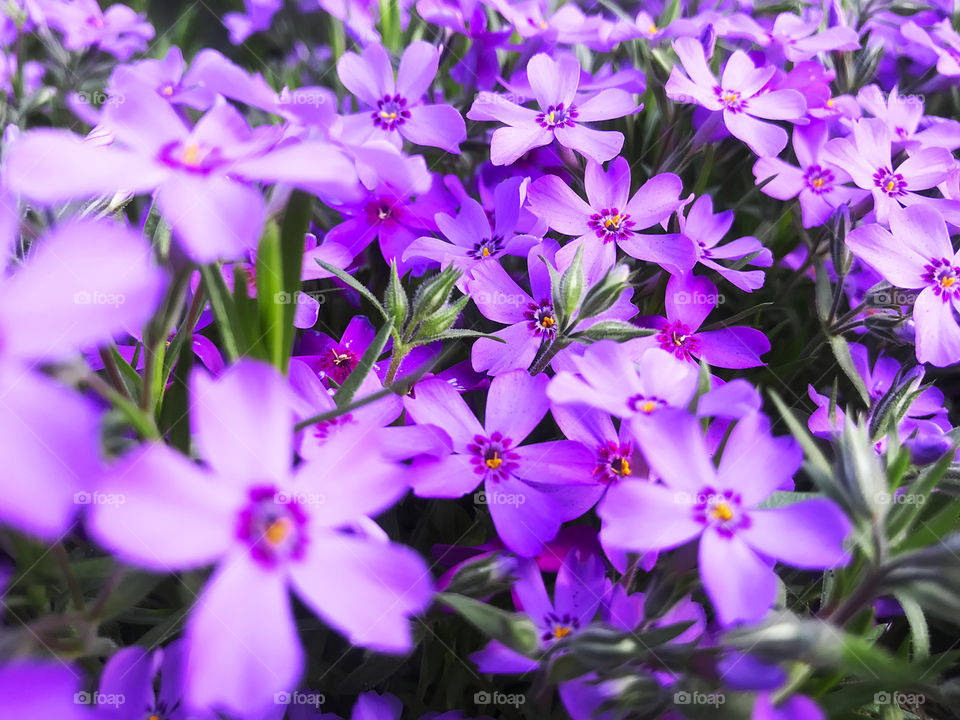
[672,194,773,291]
[0,219,164,539]
[405,370,599,556]
[290,358,451,462]
[902,19,960,76]
[416,0,511,89]
[404,177,539,271]
[666,37,807,156]
[465,242,635,375]
[857,84,960,151]
[765,12,861,62]
[467,53,637,165]
[471,549,607,672]
[224,0,282,44]
[526,157,692,275]
[5,84,360,262]
[0,662,88,719]
[599,409,850,625]
[107,46,216,110]
[294,316,379,386]
[88,360,432,714]
[845,205,960,366]
[820,118,959,224]
[337,41,466,153]
[629,274,771,368]
[35,0,154,59]
[754,122,868,228]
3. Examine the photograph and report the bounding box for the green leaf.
[335,319,392,407]
[315,259,390,322]
[893,592,930,660]
[199,264,243,361]
[438,593,540,657]
[829,335,871,406]
[278,191,314,371]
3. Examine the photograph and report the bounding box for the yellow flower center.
[941,276,956,289]
[812,177,825,188]
[710,501,734,523]
[648,23,658,33]
[553,625,571,639]
[485,452,503,470]
[181,142,202,167]
[265,517,292,546]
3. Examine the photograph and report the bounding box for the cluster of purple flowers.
[1,1,960,719]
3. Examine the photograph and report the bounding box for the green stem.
[53,543,85,613]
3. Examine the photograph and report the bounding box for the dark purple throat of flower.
[873,167,907,197]
[594,441,633,484]
[372,94,411,131]
[693,488,751,537]
[319,346,358,385]
[536,103,578,129]
[526,299,558,338]
[924,258,960,302]
[468,432,519,481]
[159,140,222,174]
[541,612,580,643]
[588,208,635,243]
[804,165,834,195]
[237,486,308,566]
[656,321,700,361]
[715,86,747,113]
[469,236,504,259]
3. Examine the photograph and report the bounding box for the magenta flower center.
[873,167,907,197]
[314,413,355,440]
[525,299,558,338]
[693,488,750,537]
[468,432,519,481]
[541,612,579,642]
[536,103,578,129]
[804,165,834,195]
[159,139,221,174]
[372,94,411,131]
[318,346,357,384]
[468,236,504,259]
[365,198,398,226]
[656,321,700,360]
[627,394,666,415]
[715,86,747,113]
[923,258,960,301]
[237,486,308,567]
[594,441,633,484]
[588,208,635,243]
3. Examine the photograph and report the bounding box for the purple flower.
[672,194,773,291]
[467,53,637,165]
[666,37,807,156]
[0,662,88,719]
[107,46,216,110]
[845,205,960,366]
[35,0,154,59]
[766,12,861,62]
[405,370,599,556]
[857,84,960,151]
[526,157,692,275]
[471,549,607,672]
[630,274,771,368]
[337,41,466,153]
[754,121,868,228]
[88,360,432,714]
[820,118,959,224]
[224,0,282,44]
[599,409,850,625]
[902,19,960,76]
[465,242,635,375]
[5,84,361,262]
[404,176,539,271]
[0,218,164,539]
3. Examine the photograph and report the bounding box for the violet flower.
[337,40,467,153]
[35,0,154,59]
[88,360,432,714]
[526,157,692,275]
[666,37,807,157]
[765,12,861,63]
[405,370,599,556]
[599,409,850,625]
[845,205,960,366]
[753,121,868,228]
[629,274,771,368]
[467,53,637,166]
[820,118,959,225]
